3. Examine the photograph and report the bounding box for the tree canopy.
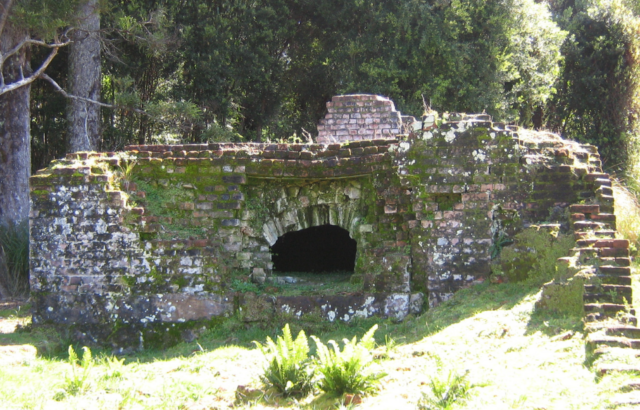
[16,0,640,176]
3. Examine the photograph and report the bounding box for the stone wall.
[29,95,605,348]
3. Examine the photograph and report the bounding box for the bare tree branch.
[1,35,71,67]
[41,73,147,115]
[0,46,60,95]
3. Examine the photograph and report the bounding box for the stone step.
[600,266,632,276]
[571,247,598,258]
[569,204,600,214]
[605,325,640,339]
[584,284,632,296]
[594,230,617,238]
[585,173,609,182]
[584,294,626,304]
[596,186,614,197]
[590,213,616,223]
[572,220,611,231]
[584,288,632,304]
[592,346,640,359]
[600,257,632,267]
[599,247,630,258]
[584,302,634,316]
[611,392,640,407]
[576,238,597,247]
[596,275,632,286]
[596,364,640,376]
[587,335,640,350]
[570,247,629,259]
[621,381,640,391]
[600,204,614,214]
[573,247,631,258]
[594,178,612,187]
[574,230,616,240]
[585,312,638,326]
[576,237,627,247]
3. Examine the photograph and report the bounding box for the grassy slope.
[1,280,638,409]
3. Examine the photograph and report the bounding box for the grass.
[0,279,633,409]
[613,180,640,253]
[266,271,360,296]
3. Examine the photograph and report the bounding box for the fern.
[419,370,475,410]
[65,346,94,395]
[311,325,386,396]
[254,324,314,397]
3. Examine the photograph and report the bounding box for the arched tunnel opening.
[270,224,357,274]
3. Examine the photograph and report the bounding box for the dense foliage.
[26,0,640,175]
[546,0,640,174]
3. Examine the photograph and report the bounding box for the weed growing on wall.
[254,324,314,397]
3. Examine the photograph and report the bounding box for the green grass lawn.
[1,278,638,409]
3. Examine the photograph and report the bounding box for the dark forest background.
[27,0,640,183]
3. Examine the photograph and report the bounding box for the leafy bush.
[419,370,475,410]
[311,324,385,396]
[254,324,314,397]
[0,220,30,297]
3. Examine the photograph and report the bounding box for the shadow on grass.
[0,280,585,364]
[136,280,561,362]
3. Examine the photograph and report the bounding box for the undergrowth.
[0,220,30,297]
[254,325,384,399]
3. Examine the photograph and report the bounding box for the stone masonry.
[29,95,608,348]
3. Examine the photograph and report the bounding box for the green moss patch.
[493,225,575,284]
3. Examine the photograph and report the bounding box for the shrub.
[254,324,314,397]
[493,225,574,284]
[0,220,30,297]
[311,324,385,396]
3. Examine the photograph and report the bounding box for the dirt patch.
[0,299,29,334]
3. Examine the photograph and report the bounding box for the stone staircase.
[560,173,640,406]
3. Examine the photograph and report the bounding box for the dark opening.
[270,224,357,273]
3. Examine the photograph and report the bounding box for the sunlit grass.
[0,279,634,409]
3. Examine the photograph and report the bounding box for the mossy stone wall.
[29,97,605,347]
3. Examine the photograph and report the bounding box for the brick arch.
[261,202,365,246]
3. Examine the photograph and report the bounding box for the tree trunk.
[0,22,31,226]
[67,0,101,152]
